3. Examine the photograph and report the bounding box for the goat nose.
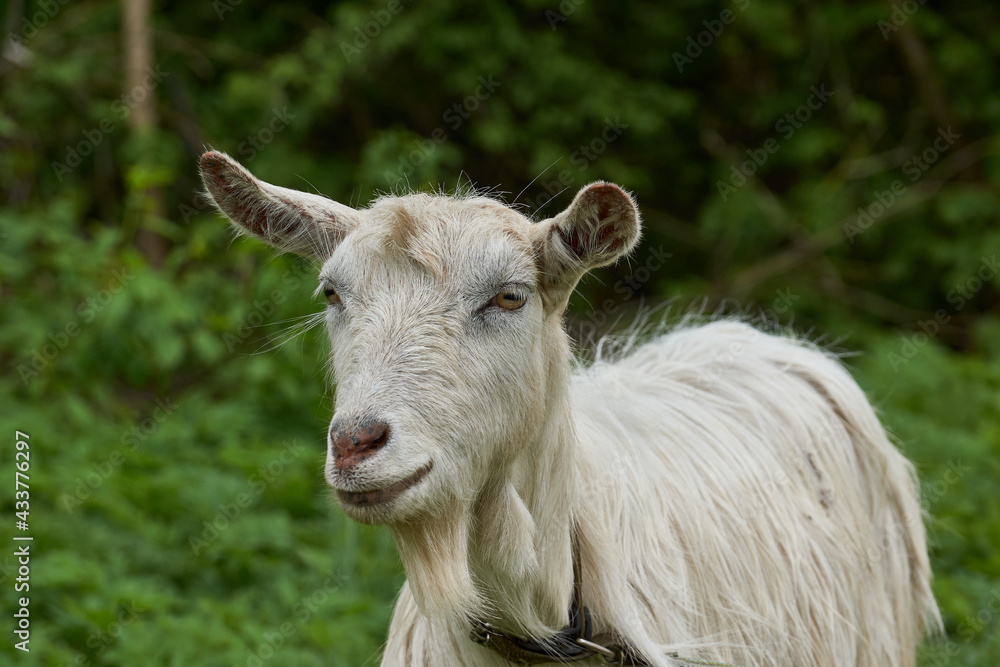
[330,420,391,471]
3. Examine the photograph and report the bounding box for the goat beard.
[390,504,485,625]
[388,477,572,640]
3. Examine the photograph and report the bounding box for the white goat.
[200,151,939,667]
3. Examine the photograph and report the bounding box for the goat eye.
[323,287,340,306]
[492,290,526,311]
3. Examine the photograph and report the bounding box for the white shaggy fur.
[201,151,939,666]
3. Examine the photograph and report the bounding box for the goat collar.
[468,531,647,665]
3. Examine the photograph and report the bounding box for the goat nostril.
[371,425,389,447]
[330,420,391,470]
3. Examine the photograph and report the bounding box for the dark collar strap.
[469,530,649,665]
[469,602,595,664]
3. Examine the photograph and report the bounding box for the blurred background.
[1,0,999,665]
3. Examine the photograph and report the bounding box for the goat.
[200,150,939,666]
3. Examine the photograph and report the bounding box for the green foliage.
[1,0,998,664]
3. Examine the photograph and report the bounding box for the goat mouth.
[336,462,433,507]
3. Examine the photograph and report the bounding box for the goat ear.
[199,151,358,259]
[532,182,641,293]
